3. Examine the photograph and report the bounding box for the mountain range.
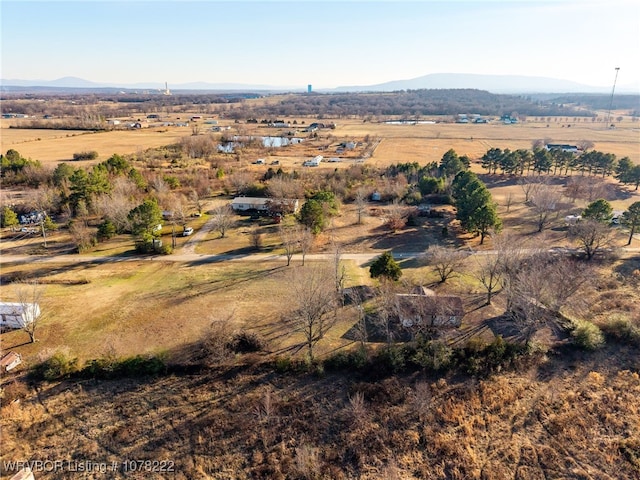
[2,73,638,94]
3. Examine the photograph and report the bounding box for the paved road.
[2,247,639,268]
[2,211,638,266]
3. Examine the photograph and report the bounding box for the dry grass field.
[0,122,192,164]
[3,111,638,167]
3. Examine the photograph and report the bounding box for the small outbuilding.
[1,351,23,372]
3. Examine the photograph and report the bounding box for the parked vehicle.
[183,227,194,236]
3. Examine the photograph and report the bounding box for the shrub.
[374,345,408,373]
[33,351,79,381]
[600,313,640,346]
[97,219,117,240]
[572,320,605,350]
[323,347,368,371]
[116,355,166,376]
[273,355,307,374]
[411,340,453,371]
[157,243,173,255]
[453,336,527,375]
[229,331,266,353]
[72,151,98,161]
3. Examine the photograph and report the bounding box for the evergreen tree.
[369,251,402,281]
[622,201,640,245]
[583,198,613,224]
[452,171,502,244]
[1,206,19,228]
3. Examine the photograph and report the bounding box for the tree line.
[478,145,640,189]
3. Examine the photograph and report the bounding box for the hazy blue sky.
[2,0,639,89]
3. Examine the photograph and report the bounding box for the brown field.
[0,123,192,164]
[3,113,639,167]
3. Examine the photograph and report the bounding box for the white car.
[183,227,194,236]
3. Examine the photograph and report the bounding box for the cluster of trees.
[0,92,252,119]
[224,89,584,120]
[0,149,42,184]
[479,145,640,189]
[0,148,213,253]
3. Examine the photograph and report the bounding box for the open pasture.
[0,123,191,164]
[0,259,366,363]
[2,113,638,167]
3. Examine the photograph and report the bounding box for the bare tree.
[189,189,204,215]
[578,139,595,152]
[211,205,235,238]
[569,219,612,260]
[250,227,263,250]
[331,240,347,295]
[14,279,45,343]
[69,220,96,252]
[518,176,544,203]
[373,279,401,347]
[474,254,503,305]
[227,171,253,195]
[508,253,592,343]
[425,245,468,283]
[348,287,369,351]
[95,177,138,233]
[532,139,546,150]
[354,187,368,225]
[530,184,563,232]
[385,200,407,232]
[150,175,170,196]
[164,193,188,248]
[297,226,314,266]
[279,224,298,266]
[267,176,305,200]
[494,232,542,312]
[287,263,339,361]
[504,192,514,213]
[26,185,59,215]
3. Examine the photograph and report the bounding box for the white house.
[545,144,579,153]
[230,197,300,215]
[303,155,323,167]
[231,197,270,212]
[0,302,41,330]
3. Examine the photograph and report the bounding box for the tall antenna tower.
[605,67,620,128]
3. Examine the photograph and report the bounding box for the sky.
[2,0,639,89]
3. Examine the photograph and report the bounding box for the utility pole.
[605,67,620,128]
[40,212,47,248]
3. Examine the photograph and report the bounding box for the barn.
[0,302,41,331]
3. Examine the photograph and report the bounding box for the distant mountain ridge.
[334,73,638,94]
[2,73,638,94]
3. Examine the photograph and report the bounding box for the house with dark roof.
[395,287,464,334]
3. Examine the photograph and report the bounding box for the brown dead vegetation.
[1,347,639,479]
